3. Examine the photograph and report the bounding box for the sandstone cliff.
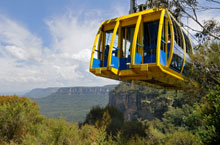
[109,83,173,121]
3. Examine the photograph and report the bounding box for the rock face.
[55,87,112,96]
[109,83,173,121]
[25,85,116,99]
[109,89,141,120]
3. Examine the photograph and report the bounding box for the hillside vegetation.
[0,95,200,145]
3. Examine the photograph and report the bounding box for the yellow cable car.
[90,8,194,89]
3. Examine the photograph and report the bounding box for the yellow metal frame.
[156,9,165,65]
[156,9,184,81]
[90,22,104,70]
[168,12,186,74]
[166,11,175,67]
[107,20,120,69]
[131,15,142,66]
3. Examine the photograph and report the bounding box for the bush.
[121,121,147,140]
[166,132,200,145]
[84,105,124,136]
[0,95,43,143]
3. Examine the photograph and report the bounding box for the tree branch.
[174,0,220,40]
[206,0,220,5]
[183,24,202,33]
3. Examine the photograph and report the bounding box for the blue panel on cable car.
[120,53,141,70]
[160,50,167,66]
[92,58,101,68]
[120,58,129,70]
[167,43,171,59]
[111,56,119,69]
[104,56,119,69]
[135,53,142,64]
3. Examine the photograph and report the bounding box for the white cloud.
[0,15,43,62]
[45,11,99,61]
[0,9,119,93]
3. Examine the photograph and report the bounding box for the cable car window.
[167,21,171,60]
[170,46,184,72]
[161,19,166,52]
[171,18,183,49]
[122,26,135,58]
[93,32,102,60]
[105,30,119,57]
[183,32,192,54]
[143,20,159,57]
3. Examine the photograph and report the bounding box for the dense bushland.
[0,95,200,145]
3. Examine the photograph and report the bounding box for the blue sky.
[0,0,219,93]
[0,0,134,93]
[0,0,131,47]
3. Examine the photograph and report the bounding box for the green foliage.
[184,40,220,144]
[84,105,124,136]
[84,106,104,125]
[0,95,43,144]
[190,41,220,92]
[121,121,147,140]
[150,96,171,120]
[0,95,120,145]
[166,131,200,145]
[184,105,202,131]
[0,95,159,144]
[163,104,193,128]
[196,81,220,145]
[144,123,165,145]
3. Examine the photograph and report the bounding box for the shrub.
[166,131,200,145]
[121,121,147,140]
[0,95,43,143]
[84,105,124,136]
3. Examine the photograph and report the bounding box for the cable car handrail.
[161,39,167,44]
[95,49,101,52]
[136,42,142,47]
[113,46,119,50]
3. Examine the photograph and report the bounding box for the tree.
[198,80,220,144]
[140,0,220,41]
[190,41,220,92]
[172,0,220,41]
[84,105,124,136]
[0,95,44,143]
[167,131,200,145]
[121,121,147,140]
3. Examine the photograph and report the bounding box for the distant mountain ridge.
[24,87,59,98]
[25,85,116,99]
[30,85,116,122]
